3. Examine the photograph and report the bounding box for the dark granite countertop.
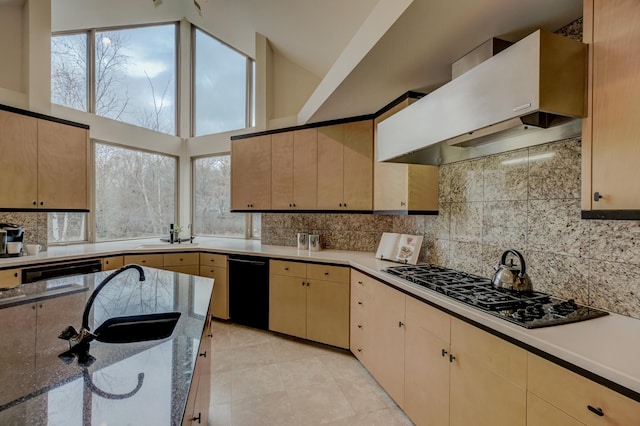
[0,267,214,425]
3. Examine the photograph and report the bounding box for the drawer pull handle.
[357,324,363,329]
[587,405,604,417]
[357,301,363,305]
[441,349,448,357]
[199,351,207,358]
[357,281,363,285]
[192,412,202,423]
[357,348,362,352]
[324,272,329,275]
[284,267,289,271]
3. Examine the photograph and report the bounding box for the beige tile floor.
[206,320,413,426]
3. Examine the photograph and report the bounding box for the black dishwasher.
[228,255,269,330]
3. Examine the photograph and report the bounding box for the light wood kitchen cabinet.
[0,268,21,288]
[373,96,439,213]
[269,260,350,348]
[163,252,199,275]
[123,254,163,268]
[102,256,124,271]
[199,253,229,319]
[0,110,38,209]
[183,334,211,425]
[350,270,373,367]
[582,0,640,212]
[528,353,640,425]
[231,134,271,210]
[37,119,88,210]
[317,120,373,210]
[527,392,584,426]
[271,129,318,210]
[404,296,451,426]
[0,108,89,211]
[449,318,527,426]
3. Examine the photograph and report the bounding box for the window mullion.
[88,29,96,113]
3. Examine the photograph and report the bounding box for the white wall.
[0,5,24,94]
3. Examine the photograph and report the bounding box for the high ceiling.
[47,0,583,126]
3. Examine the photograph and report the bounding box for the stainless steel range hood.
[377,30,587,165]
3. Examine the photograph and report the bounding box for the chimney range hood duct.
[377,30,587,165]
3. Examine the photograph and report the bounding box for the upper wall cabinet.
[0,107,89,211]
[231,134,271,211]
[317,120,373,211]
[271,129,318,210]
[374,95,439,214]
[582,0,640,216]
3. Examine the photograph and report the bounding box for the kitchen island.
[0,267,214,425]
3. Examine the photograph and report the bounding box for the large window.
[193,155,250,238]
[95,143,177,241]
[51,24,177,135]
[193,28,252,136]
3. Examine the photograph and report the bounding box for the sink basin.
[136,243,199,249]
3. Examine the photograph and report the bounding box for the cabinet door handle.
[449,354,456,363]
[289,203,292,207]
[398,321,404,327]
[284,267,289,271]
[441,349,448,357]
[400,201,406,207]
[199,351,207,358]
[324,272,329,276]
[339,203,343,207]
[357,348,362,352]
[357,280,363,285]
[593,192,603,201]
[32,200,37,206]
[40,201,44,206]
[357,301,363,305]
[14,272,18,278]
[192,412,202,423]
[357,324,363,329]
[587,405,604,417]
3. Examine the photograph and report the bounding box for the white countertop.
[1,237,639,398]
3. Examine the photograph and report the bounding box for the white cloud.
[125,60,167,78]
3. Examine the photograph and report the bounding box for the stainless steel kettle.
[492,249,533,292]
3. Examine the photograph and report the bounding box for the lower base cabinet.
[351,271,528,426]
[183,333,211,425]
[199,254,229,319]
[527,392,583,426]
[269,260,350,348]
[528,353,640,425]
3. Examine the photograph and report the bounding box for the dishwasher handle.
[228,258,266,266]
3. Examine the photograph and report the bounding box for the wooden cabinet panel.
[369,278,405,407]
[102,256,124,271]
[271,129,318,210]
[200,253,227,267]
[0,110,38,209]
[231,135,271,210]
[583,0,640,210]
[200,265,228,319]
[451,317,527,388]
[292,129,318,209]
[449,317,527,426]
[37,119,88,210]
[317,124,345,209]
[527,392,584,426]
[306,263,349,283]
[164,265,200,275]
[270,259,306,278]
[183,335,211,425]
[0,268,21,288]
[163,252,199,267]
[269,274,307,339]
[405,297,451,426]
[350,270,372,366]
[271,132,294,209]
[343,120,373,210]
[123,254,163,268]
[528,353,640,426]
[306,279,349,348]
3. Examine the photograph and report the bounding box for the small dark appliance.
[0,223,24,258]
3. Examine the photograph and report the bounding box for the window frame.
[191,26,255,137]
[93,139,179,242]
[191,153,258,240]
[51,22,180,135]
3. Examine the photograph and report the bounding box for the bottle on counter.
[169,224,174,244]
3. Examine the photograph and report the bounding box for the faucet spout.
[82,264,146,330]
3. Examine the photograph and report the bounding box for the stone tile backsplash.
[262,136,640,319]
[0,212,48,251]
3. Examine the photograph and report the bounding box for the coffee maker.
[0,223,25,257]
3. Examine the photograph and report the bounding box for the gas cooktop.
[384,264,608,329]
